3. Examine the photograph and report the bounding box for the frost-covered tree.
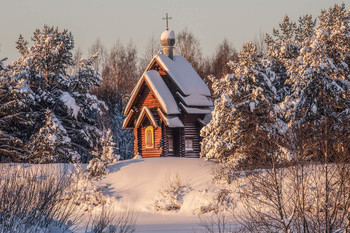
[100,128,119,164]
[0,26,105,162]
[29,109,79,163]
[266,14,316,108]
[288,3,350,161]
[0,58,35,161]
[201,42,279,168]
[90,40,137,159]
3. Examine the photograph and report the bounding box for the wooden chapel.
[123,24,212,158]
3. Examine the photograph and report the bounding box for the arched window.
[145,126,154,148]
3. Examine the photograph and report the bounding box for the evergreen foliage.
[0,26,108,162]
[201,3,350,167]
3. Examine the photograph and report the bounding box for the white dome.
[160,29,175,41]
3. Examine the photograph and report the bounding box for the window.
[145,126,154,148]
[185,138,193,151]
[168,136,173,152]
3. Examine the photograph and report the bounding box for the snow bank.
[102,158,217,230]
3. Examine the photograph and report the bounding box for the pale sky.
[0,0,346,62]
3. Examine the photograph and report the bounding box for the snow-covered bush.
[0,164,77,232]
[86,158,107,178]
[86,128,120,178]
[199,188,236,214]
[68,163,107,209]
[154,173,189,211]
[89,206,136,233]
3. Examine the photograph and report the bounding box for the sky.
[0,0,346,62]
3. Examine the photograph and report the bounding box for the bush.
[87,158,107,177]
[0,164,78,232]
[88,206,136,233]
[154,173,189,211]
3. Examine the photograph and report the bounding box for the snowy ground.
[101,157,217,233]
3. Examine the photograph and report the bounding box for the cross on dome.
[162,13,172,30]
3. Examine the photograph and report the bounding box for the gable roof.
[135,107,158,128]
[176,92,213,107]
[156,54,211,97]
[122,109,135,129]
[124,70,180,116]
[124,53,213,124]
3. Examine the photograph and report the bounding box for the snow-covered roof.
[176,92,213,107]
[136,107,158,128]
[124,53,213,124]
[157,109,184,128]
[124,70,180,116]
[156,54,211,97]
[122,110,135,129]
[144,70,180,114]
[179,102,212,114]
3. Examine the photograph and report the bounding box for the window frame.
[145,125,154,148]
[185,137,194,152]
[168,136,174,152]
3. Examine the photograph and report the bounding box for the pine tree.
[1,26,105,162]
[29,109,78,163]
[201,42,279,168]
[288,3,350,161]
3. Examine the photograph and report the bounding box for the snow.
[102,157,217,232]
[136,106,158,127]
[156,54,211,97]
[144,70,180,114]
[60,92,80,118]
[122,109,135,129]
[311,104,317,113]
[249,101,256,112]
[179,102,212,114]
[157,108,184,128]
[176,92,213,107]
[160,29,175,41]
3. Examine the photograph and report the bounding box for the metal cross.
[162,13,172,30]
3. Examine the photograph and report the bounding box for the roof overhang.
[179,102,212,114]
[135,107,158,128]
[124,70,180,116]
[157,108,184,128]
[122,110,135,129]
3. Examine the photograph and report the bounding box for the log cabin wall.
[132,82,164,158]
[135,84,162,111]
[140,118,162,157]
[181,115,203,157]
